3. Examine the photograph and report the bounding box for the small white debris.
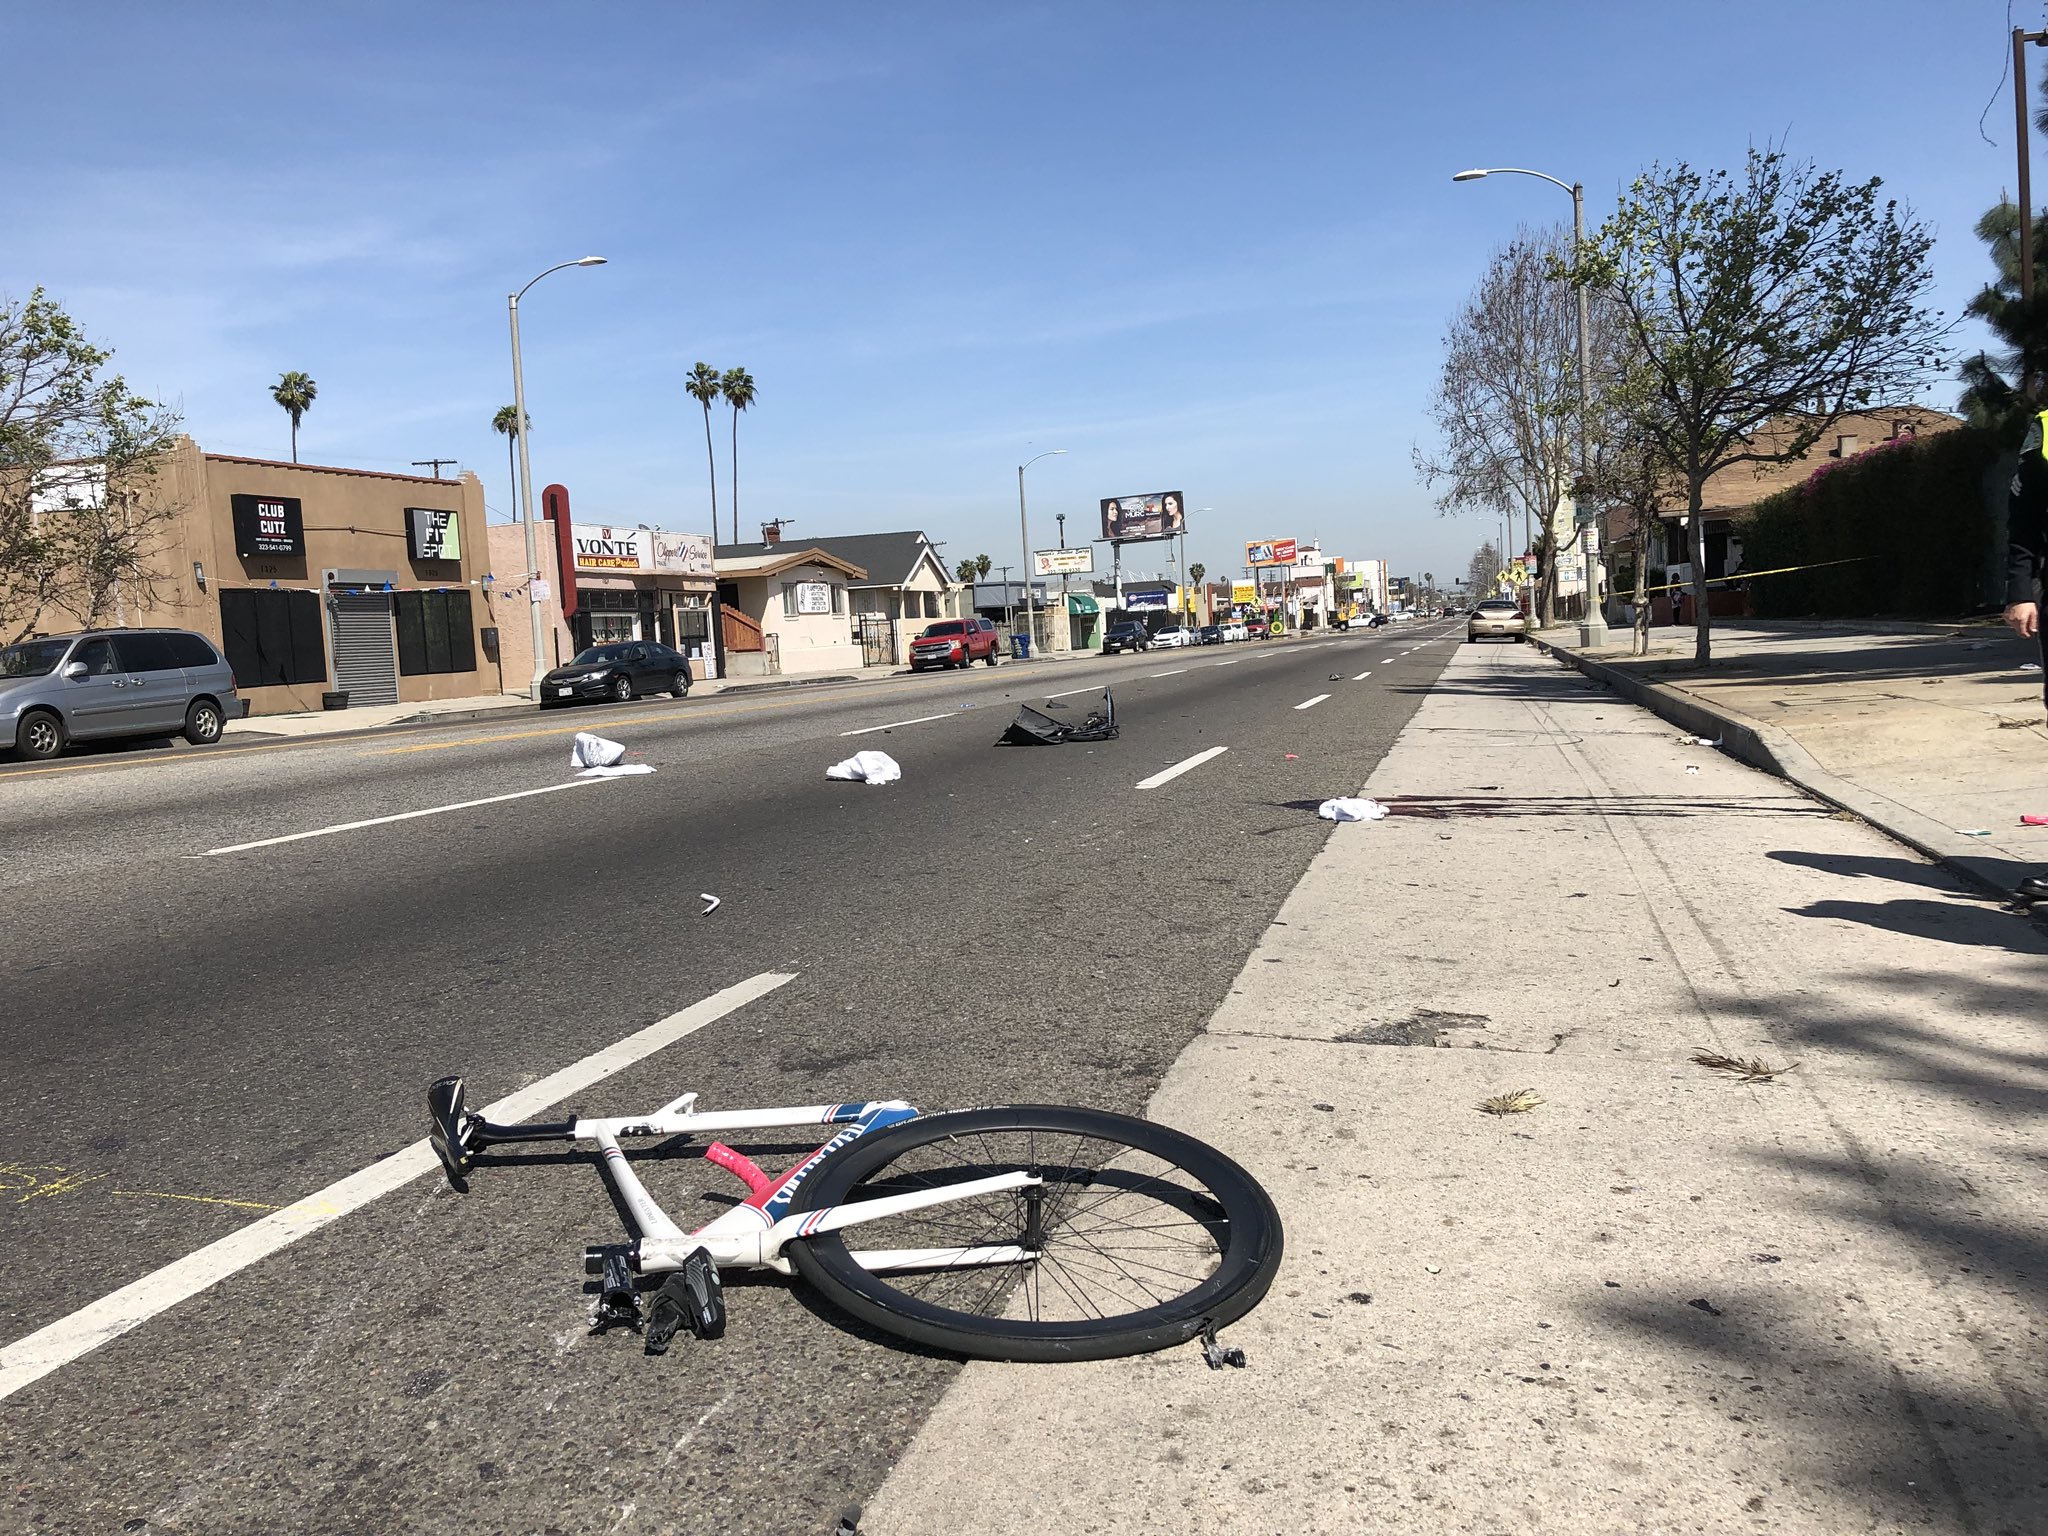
[1317,797,1390,822]
[826,749,902,785]
[570,732,627,769]
[699,894,721,915]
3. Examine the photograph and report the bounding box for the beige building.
[43,436,498,714]
[713,545,870,676]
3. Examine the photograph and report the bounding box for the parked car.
[1,628,243,761]
[1244,618,1270,639]
[539,642,693,706]
[1197,624,1224,645]
[908,617,999,671]
[1364,612,1390,628]
[1150,626,1193,649]
[1223,621,1250,642]
[1102,620,1151,655]
[1466,599,1529,643]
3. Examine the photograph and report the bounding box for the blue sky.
[3,1,2038,584]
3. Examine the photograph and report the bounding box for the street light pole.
[508,255,607,700]
[1453,167,1608,647]
[1017,449,1065,656]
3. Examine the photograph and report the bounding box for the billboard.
[1100,491,1185,543]
[1231,581,1256,604]
[405,506,462,561]
[1245,538,1297,567]
[1033,548,1093,576]
[570,525,713,575]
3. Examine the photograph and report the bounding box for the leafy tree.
[490,404,527,523]
[720,367,756,545]
[1567,149,1946,664]
[1,289,184,641]
[1958,74,2048,435]
[954,556,979,584]
[685,362,722,537]
[271,370,316,463]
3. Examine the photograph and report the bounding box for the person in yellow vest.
[2004,409,2048,901]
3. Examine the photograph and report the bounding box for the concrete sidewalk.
[864,641,2046,1535]
[1532,621,2048,903]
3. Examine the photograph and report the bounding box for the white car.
[1150,627,1193,648]
[1223,622,1249,642]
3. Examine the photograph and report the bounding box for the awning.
[1067,593,1100,615]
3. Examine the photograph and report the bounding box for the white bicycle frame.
[514,1091,1042,1279]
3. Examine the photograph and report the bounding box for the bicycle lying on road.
[428,1077,1282,1363]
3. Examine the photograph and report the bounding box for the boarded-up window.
[219,588,325,686]
[395,590,476,676]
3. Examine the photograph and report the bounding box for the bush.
[1738,427,2006,617]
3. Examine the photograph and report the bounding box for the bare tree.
[1,289,185,643]
[1465,539,1501,599]
[1415,226,1583,627]
[1567,150,1947,664]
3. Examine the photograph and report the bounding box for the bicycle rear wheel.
[786,1105,1282,1362]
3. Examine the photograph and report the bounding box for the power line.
[411,458,458,479]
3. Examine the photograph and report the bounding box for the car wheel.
[183,699,224,746]
[609,675,632,703]
[671,671,690,698]
[16,709,64,761]
[984,650,998,667]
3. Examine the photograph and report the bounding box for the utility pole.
[998,564,1013,634]
[411,458,457,478]
[2019,28,2048,305]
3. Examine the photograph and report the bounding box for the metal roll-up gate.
[329,589,400,706]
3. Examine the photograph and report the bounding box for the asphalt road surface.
[0,622,1461,1536]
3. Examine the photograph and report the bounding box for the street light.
[1017,449,1065,655]
[1453,167,1608,648]
[509,255,607,699]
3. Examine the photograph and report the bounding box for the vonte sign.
[230,494,305,559]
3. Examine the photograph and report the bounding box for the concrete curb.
[1529,632,2031,905]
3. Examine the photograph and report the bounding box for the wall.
[485,521,573,692]
[751,561,865,674]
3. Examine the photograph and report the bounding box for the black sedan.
[1197,624,1223,645]
[539,642,693,707]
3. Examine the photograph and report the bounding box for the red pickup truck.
[909,617,1000,671]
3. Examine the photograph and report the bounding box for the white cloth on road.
[571,732,627,769]
[1317,797,1388,822]
[576,763,656,778]
[827,750,903,785]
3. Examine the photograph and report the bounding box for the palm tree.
[720,367,756,545]
[685,362,722,537]
[1189,562,1206,624]
[271,371,317,463]
[974,554,992,581]
[955,557,979,584]
[491,405,527,521]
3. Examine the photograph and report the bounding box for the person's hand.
[2007,601,2040,640]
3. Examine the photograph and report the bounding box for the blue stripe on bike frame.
[762,1103,921,1221]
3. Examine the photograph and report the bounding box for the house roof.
[712,546,868,580]
[1692,405,1964,518]
[714,531,942,588]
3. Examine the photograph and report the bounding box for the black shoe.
[2016,875,2048,904]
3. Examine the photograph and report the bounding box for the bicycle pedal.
[1199,1322,1246,1370]
[646,1250,724,1354]
[591,1247,642,1335]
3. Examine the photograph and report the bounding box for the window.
[117,632,182,673]
[781,582,800,618]
[168,633,220,668]
[74,639,120,675]
[220,589,326,687]
[832,584,845,615]
[395,589,476,676]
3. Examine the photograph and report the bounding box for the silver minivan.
[0,628,244,761]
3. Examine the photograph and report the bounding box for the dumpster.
[1010,633,1032,660]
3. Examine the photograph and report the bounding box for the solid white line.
[1149,668,1187,678]
[839,713,950,737]
[1295,694,1330,710]
[1045,685,1103,699]
[203,780,605,855]
[1214,659,1242,666]
[1353,671,1373,681]
[1135,745,1228,790]
[0,970,797,1403]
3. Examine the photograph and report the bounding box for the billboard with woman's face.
[1100,492,1185,543]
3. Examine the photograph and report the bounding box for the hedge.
[1736,425,2008,617]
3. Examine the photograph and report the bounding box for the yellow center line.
[110,1188,283,1212]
